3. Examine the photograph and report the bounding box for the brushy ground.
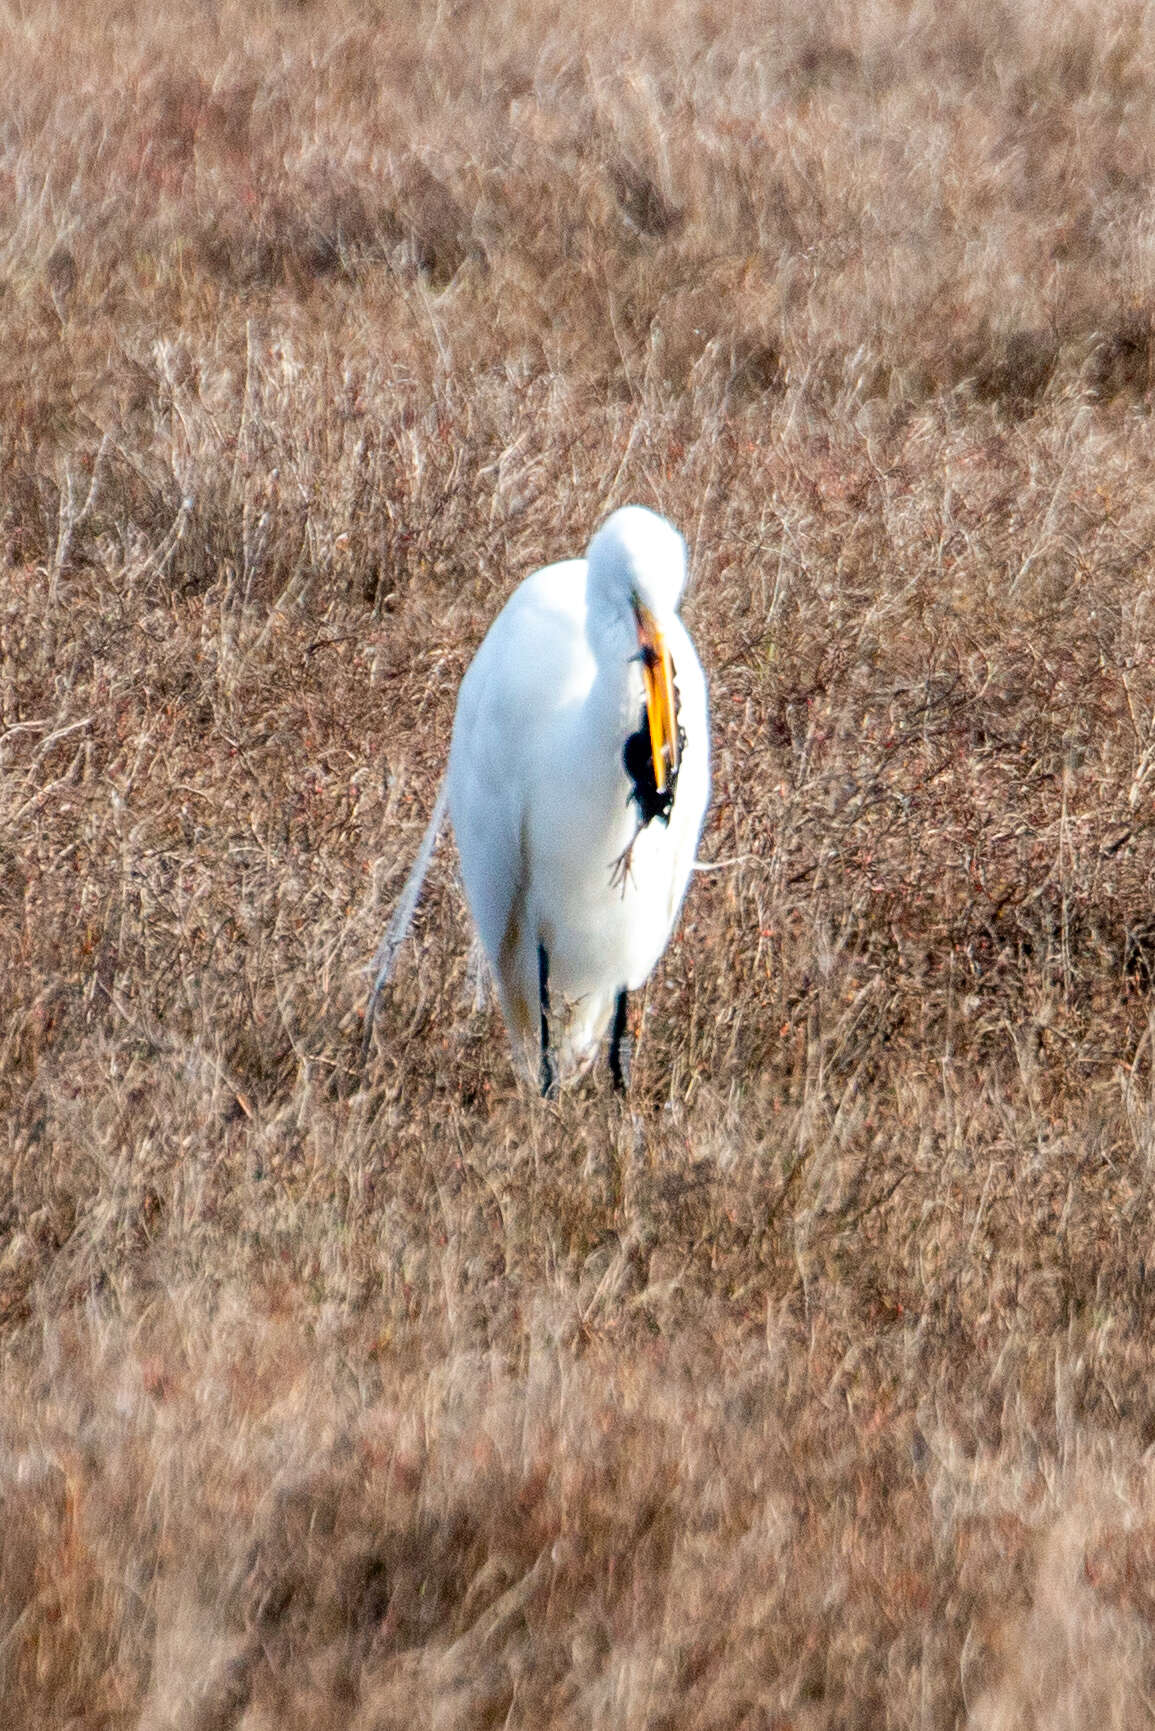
[6,0,1155,1723]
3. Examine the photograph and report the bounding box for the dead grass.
[5,0,1155,1722]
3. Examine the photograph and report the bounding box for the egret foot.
[608,988,632,1094]
[538,944,558,1099]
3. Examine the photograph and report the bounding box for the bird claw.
[609,828,641,895]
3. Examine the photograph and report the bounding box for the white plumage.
[447,505,709,1090]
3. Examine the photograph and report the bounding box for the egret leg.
[538,944,557,1098]
[608,988,632,1093]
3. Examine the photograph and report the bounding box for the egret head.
[586,505,688,625]
[587,506,687,793]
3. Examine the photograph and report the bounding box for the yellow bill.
[635,604,679,794]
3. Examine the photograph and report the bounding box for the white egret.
[447,505,709,1092]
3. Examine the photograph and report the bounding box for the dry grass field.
[7,0,1155,1722]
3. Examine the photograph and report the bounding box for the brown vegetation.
[5,0,1155,1722]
